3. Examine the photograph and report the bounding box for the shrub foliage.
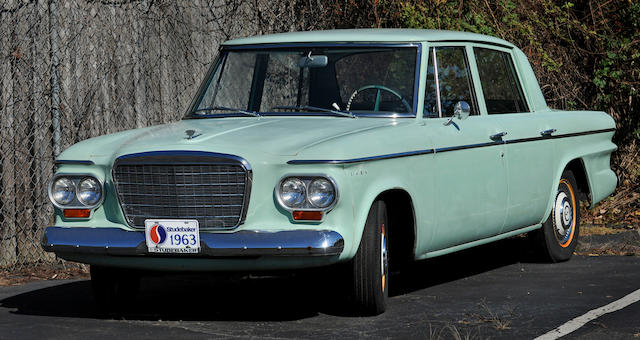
[331,0,640,191]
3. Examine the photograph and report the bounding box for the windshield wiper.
[192,106,260,117]
[271,105,356,118]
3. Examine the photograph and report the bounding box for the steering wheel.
[346,85,412,113]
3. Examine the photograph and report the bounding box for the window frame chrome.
[185,42,423,119]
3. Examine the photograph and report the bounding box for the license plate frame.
[144,219,200,254]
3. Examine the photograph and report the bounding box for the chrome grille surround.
[112,151,252,230]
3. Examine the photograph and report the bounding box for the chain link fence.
[0,0,329,270]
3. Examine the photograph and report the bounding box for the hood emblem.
[185,129,202,140]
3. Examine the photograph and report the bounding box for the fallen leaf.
[10,48,21,60]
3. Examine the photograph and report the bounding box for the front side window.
[474,48,528,114]
[424,46,477,118]
[188,46,418,118]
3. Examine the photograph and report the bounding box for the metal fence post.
[49,0,61,157]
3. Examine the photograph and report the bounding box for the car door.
[424,45,509,252]
[472,46,556,232]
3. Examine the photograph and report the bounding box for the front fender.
[342,156,429,260]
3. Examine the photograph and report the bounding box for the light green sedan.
[43,29,617,315]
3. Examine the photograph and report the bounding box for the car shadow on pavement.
[390,235,541,297]
[0,235,541,321]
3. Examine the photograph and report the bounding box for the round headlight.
[51,177,75,205]
[77,177,102,206]
[279,177,306,207]
[308,178,335,208]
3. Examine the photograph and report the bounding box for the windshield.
[187,45,419,118]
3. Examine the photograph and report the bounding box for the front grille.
[112,151,251,230]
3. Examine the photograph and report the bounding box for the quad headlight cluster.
[48,175,103,211]
[276,175,338,220]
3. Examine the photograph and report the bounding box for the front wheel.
[349,200,389,315]
[531,170,581,262]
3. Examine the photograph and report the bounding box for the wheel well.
[376,189,415,268]
[565,158,591,203]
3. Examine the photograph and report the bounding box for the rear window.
[474,48,528,114]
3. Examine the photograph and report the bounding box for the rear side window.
[474,48,528,114]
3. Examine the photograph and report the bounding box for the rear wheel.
[349,200,389,315]
[91,265,140,312]
[531,170,581,262]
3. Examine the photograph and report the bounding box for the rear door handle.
[490,131,507,141]
[540,129,556,136]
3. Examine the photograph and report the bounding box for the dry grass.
[458,300,514,331]
[582,187,640,229]
[581,225,628,236]
[427,323,477,340]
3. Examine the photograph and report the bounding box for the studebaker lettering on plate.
[43,29,617,315]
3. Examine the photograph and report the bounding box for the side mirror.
[443,101,471,126]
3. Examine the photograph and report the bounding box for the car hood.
[58,117,416,164]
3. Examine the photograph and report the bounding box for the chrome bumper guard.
[42,227,344,257]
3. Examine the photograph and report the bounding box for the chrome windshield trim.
[55,160,95,165]
[187,43,422,119]
[186,112,417,119]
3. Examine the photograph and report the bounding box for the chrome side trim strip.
[287,128,615,165]
[436,141,502,153]
[287,149,435,165]
[42,227,344,257]
[505,128,616,145]
[551,128,615,139]
[55,160,95,165]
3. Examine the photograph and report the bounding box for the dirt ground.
[0,264,89,287]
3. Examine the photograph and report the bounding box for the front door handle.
[540,129,557,136]
[490,131,507,141]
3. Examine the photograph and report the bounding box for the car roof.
[222,29,516,48]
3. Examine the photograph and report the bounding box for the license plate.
[145,219,200,254]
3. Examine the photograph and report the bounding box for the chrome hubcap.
[380,223,388,292]
[554,191,573,242]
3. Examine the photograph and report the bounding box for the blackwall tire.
[350,200,389,315]
[531,170,581,262]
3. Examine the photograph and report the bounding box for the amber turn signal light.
[292,211,323,221]
[63,209,90,218]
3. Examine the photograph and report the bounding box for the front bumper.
[42,227,344,257]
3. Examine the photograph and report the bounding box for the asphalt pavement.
[1,237,639,339]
